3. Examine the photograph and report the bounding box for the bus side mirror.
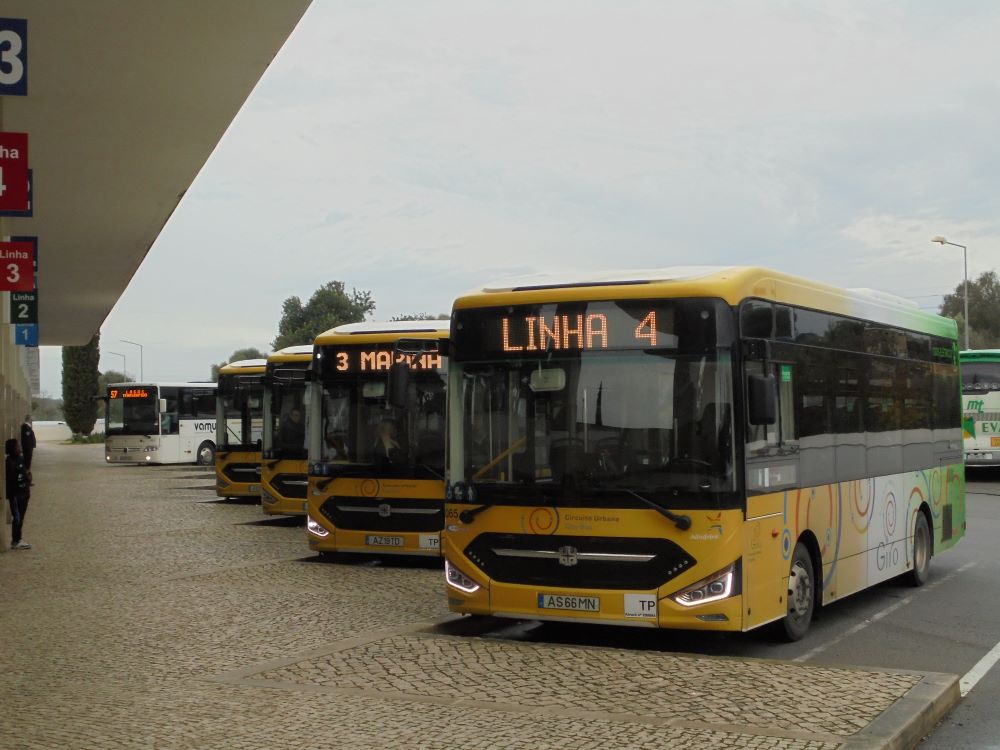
[388,362,410,408]
[748,374,776,425]
[158,399,168,413]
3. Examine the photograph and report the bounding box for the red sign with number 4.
[0,240,35,291]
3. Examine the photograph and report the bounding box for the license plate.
[366,535,404,547]
[992,437,1000,447]
[537,593,600,612]
[419,533,440,550]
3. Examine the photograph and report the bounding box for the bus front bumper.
[445,557,744,631]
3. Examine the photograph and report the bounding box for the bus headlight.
[445,559,480,594]
[144,446,158,452]
[306,515,329,538]
[670,563,737,607]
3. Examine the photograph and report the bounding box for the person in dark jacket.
[5,438,31,550]
[21,415,36,476]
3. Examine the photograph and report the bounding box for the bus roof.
[314,320,449,346]
[960,349,1000,362]
[268,344,313,364]
[218,358,268,376]
[453,266,956,339]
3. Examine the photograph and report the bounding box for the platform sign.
[10,234,37,275]
[0,133,29,213]
[14,324,37,346]
[0,19,27,96]
[0,239,35,291]
[10,290,36,324]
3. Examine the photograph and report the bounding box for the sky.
[39,0,1000,396]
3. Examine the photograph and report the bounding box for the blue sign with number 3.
[0,18,27,97]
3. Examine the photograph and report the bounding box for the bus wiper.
[451,482,492,524]
[458,502,492,524]
[587,485,691,531]
[416,463,444,481]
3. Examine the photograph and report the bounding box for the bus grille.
[222,463,260,484]
[463,533,696,590]
[319,497,443,532]
[269,473,308,499]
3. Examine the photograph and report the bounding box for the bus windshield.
[962,361,1000,393]
[106,387,159,436]
[218,376,264,450]
[452,349,737,507]
[317,369,447,481]
[270,380,308,459]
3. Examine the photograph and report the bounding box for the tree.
[210,347,268,381]
[940,270,1000,347]
[272,281,375,350]
[390,313,450,321]
[62,332,101,436]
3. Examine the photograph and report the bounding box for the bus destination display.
[324,347,443,374]
[109,388,151,399]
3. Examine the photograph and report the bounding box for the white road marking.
[793,561,978,664]
[961,639,1000,697]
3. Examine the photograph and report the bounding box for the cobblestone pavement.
[0,444,957,749]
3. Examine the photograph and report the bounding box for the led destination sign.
[453,299,732,361]
[501,311,660,352]
[323,347,444,374]
[109,388,151,399]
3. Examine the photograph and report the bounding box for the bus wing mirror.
[388,362,410,408]
[748,374,776,425]
[158,399,168,413]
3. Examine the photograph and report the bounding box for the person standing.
[5,438,31,550]
[20,415,36,472]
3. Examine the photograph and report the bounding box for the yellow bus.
[215,358,267,499]
[443,267,965,639]
[306,321,448,557]
[261,345,312,516]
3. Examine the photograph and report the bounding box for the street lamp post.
[121,339,143,381]
[931,235,969,350]
[106,351,127,379]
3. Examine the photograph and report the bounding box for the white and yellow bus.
[215,359,267,499]
[261,345,312,515]
[443,267,965,639]
[306,321,448,557]
[105,382,217,464]
[960,349,1000,466]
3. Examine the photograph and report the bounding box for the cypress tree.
[62,331,101,436]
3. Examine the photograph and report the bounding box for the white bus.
[105,382,218,465]
[961,350,1000,466]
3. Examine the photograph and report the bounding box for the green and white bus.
[960,350,1000,466]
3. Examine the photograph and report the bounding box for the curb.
[839,671,960,749]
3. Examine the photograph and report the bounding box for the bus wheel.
[907,513,931,587]
[196,441,215,466]
[782,542,815,642]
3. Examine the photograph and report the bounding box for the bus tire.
[907,512,931,587]
[781,542,815,642]
[196,441,215,466]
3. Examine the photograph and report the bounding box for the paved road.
[1,443,988,748]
